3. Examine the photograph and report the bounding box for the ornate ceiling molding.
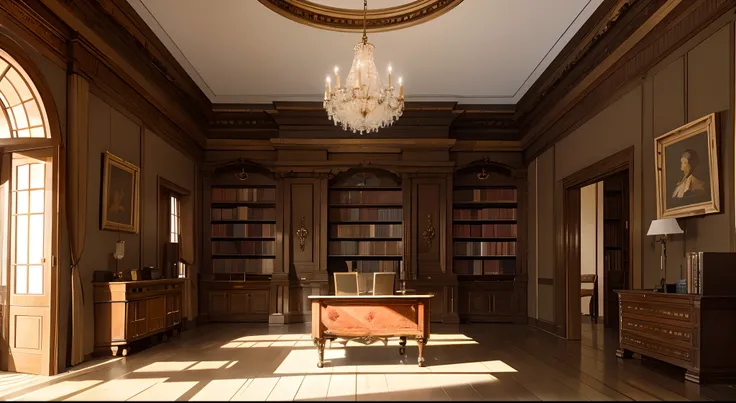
[257,0,463,32]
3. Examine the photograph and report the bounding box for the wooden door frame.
[558,147,634,340]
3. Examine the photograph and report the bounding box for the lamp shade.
[647,218,683,236]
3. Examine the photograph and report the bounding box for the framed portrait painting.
[655,113,719,219]
[101,152,140,233]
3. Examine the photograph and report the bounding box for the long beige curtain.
[67,74,89,366]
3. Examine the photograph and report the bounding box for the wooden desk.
[617,290,736,383]
[309,294,432,368]
[94,279,183,356]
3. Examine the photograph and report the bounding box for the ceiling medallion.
[323,0,404,134]
[258,0,463,33]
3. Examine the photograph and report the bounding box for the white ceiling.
[129,0,605,105]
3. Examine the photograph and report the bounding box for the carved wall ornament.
[296,216,309,251]
[235,168,249,181]
[258,0,463,33]
[422,214,435,245]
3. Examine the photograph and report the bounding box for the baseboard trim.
[529,317,564,339]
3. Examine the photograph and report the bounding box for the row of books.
[330,190,402,205]
[345,260,401,273]
[686,252,703,294]
[330,224,402,238]
[211,240,275,255]
[605,249,623,271]
[211,207,276,221]
[453,208,517,220]
[454,241,517,257]
[211,223,276,238]
[454,259,516,275]
[329,208,402,222]
[604,194,623,220]
[212,258,275,274]
[211,187,276,203]
[603,221,621,247]
[454,188,517,203]
[328,241,403,256]
[453,224,517,238]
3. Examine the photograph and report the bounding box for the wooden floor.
[2,319,735,401]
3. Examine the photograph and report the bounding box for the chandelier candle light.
[323,0,405,134]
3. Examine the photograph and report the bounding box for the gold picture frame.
[101,152,140,233]
[655,113,719,219]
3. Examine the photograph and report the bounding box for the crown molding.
[258,0,463,33]
[523,0,733,161]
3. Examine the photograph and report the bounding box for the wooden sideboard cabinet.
[94,279,184,356]
[616,290,736,383]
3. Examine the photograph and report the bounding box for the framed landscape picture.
[101,152,140,233]
[655,113,719,219]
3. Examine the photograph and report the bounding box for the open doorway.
[578,171,630,344]
[562,148,633,342]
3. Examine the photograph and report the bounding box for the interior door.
[603,170,629,329]
[7,150,54,375]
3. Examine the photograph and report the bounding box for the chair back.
[373,272,396,295]
[334,272,359,295]
[358,273,373,295]
[580,274,597,298]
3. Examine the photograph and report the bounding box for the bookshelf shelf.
[327,171,403,276]
[452,186,518,276]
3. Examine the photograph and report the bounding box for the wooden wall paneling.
[270,176,287,323]
[281,177,322,323]
[412,177,445,276]
[402,174,413,280]
[514,168,529,323]
[197,171,212,323]
[408,175,456,323]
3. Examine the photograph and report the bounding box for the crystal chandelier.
[323,0,404,134]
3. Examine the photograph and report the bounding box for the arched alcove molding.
[329,167,402,187]
[210,157,276,186]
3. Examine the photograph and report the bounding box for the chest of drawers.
[616,290,736,383]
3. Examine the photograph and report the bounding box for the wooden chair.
[373,272,396,295]
[581,274,598,323]
[334,272,359,295]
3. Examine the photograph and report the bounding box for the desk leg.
[313,338,326,368]
[399,336,407,355]
[417,338,427,367]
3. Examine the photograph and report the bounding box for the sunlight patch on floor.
[187,361,229,371]
[135,361,198,372]
[14,380,102,401]
[60,378,168,401]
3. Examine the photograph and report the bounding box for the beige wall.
[580,183,596,314]
[527,16,735,328]
[580,182,604,317]
[79,94,197,356]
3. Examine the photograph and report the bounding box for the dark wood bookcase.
[452,161,525,323]
[327,170,404,287]
[209,183,276,281]
[200,164,277,323]
[452,186,518,277]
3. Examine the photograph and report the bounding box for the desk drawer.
[621,317,693,347]
[621,330,693,362]
[621,301,693,323]
[321,304,420,335]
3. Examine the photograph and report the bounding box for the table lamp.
[646,218,683,293]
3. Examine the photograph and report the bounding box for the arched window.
[0,49,48,139]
